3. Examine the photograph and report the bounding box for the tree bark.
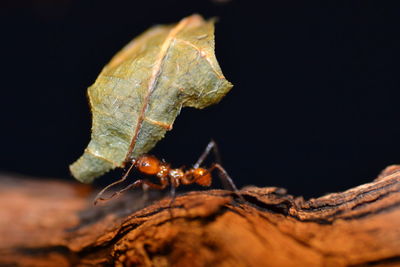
[0,165,399,267]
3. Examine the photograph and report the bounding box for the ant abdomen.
[192,168,212,186]
[180,168,211,186]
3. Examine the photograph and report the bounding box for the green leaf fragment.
[70,14,233,183]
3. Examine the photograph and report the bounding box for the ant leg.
[94,162,136,205]
[169,183,176,203]
[94,179,167,205]
[210,163,244,201]
[195,140,233,190]
[95,179,143,205]
[168,184,177,218]
[209,163,240,192]
[194,140,221,168]
[141,183,150,203]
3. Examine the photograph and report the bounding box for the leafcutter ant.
[94,140,240,205]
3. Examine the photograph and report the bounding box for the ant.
[94,140,240,205]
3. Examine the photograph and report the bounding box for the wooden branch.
[0,166,399,267]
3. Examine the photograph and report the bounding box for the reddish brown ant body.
[94,140,239,205]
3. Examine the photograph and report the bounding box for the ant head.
[137,155,160,175]
[192,168,212,187]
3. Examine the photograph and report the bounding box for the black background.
[0,0,398,198]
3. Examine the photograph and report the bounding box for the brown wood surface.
[0,165,399,267]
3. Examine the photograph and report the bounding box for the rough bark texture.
[0,165,399,267]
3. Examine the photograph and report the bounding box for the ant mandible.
[94,140,239,205]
